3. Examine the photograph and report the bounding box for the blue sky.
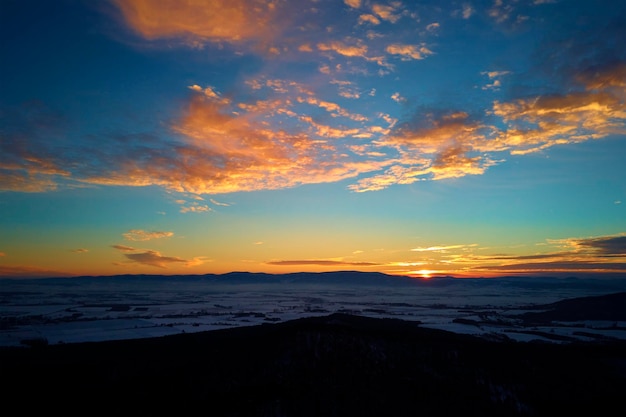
[0,0,625,278]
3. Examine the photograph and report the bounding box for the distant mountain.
[3,271,626,293]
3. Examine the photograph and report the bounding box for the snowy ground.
[1,276,625,346]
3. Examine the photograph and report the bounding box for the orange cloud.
[123,229,174,241]
[112,0,280,49]
[344,0,362,8]
[0,265,73,278]
[112,244,136,251]
[386,44,433,60]
[491,88,626,155]
[0,170,59,192]
[371,3,401,23]
[124,250,205,268]
[317,40,368,58]
[358,14,380,25]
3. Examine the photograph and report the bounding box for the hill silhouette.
[2,312,625,416]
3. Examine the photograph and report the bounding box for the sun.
[415,269,433,279]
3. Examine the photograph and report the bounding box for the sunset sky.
[1,0,624,278]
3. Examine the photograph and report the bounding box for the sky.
[0,0,625,279]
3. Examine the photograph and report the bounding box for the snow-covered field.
[2,274,625,346]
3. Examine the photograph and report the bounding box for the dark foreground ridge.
[2,313,625,417]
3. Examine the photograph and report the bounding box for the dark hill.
[2,313,625,417]
[518,291,626,323]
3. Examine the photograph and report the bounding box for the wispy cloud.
[386,44,433,60]
[477,233,626,274]
[210,198,230,207]
[180,203,211,213]
[0,265,73,278]
[123,229,174,241]
[318,40,369,59]
[111,244,136,251]
[411,244,476,252]
[70,248,89,253]
[123,250,207,268]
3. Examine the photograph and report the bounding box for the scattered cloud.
[371,3,401,23]
[0,265,73,278]
[180,203,211,213]
[70,248,89,253]
[112,0,280,51]
[123,250,206,268]
[477,233,626,274]
[426,22,440,32]
[123,229,174,241]
[565,234,626,255]
[318,40,368,59]
[391,92,406,103]
[359,14,380,25]
[481,70,511,90]
[210,198,230,207]
[111,244,136,251]
[462,3,474,19]
[386,44,433,60]
[344,0,362,9]
[411,244,475,252]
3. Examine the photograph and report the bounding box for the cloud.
[371,3,401,23]
[112,0,280,50]
[567,235,626,255]
[180,204,211,213]
[488,0,514,24]
[411,244,474,252]
[349,111,496,191]
[462,3,474,19]
[426,23,440,32]
[123,229,174,241]
[386,44,433,60]
[124,250,204,268]
[267,260,380,266]
[344,0,362,8]
[111,244,136,251]
[0,265,73,278]
[491,88,626,155]
[358,14,380,25]
[0,102,71,193]
[210,198,230,207]
[482,261,626,272]
[481,70,511,90]
[70,248,89,253]
[391,92,406,103]
[0,252,5,256]
[477,233,626,274]
[317,40,369,59]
